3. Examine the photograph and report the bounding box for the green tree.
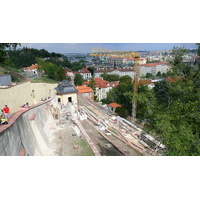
[156,71,161,77]
[115,106,128,118]
[56,66,66,81]
[37,59,57,79]
[102,75,133,115]
[87,67,96,76]
[146,72,153,78]
[101,73,120,82]
[150,46,200,155]
[74,73,84,86]
[88,77,96,90]
[71,62,83,71]
[119,75,132,84]
[0,43,19,64]
[101,87,117,105]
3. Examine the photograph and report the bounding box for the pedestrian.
[0,115,8,125]
[24,103,30,108]
[0,109,4,116]
[3,105,10,119]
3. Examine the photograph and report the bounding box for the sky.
[20,43,197,54]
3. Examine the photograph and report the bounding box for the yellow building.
[54,80,78,104]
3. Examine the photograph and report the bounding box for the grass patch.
[75,139,95,156]
[31,76,58,83]
[109,128,118,135]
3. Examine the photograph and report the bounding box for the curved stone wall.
[0,98,57,156]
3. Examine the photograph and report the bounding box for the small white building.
[25,64,39,76]
[108,102,122,112]
[73,68,92,80]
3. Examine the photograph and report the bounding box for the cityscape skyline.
[21,43,197,54]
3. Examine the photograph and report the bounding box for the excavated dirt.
[51,109,94,156]
[51,99,143,156]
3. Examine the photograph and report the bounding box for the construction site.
[0,92,165,156]
[0,48,166,156]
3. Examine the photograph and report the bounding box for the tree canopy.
[102,45,200,155]
[74,73,84,86]
[0,43,19,64]
[100,71,120,82]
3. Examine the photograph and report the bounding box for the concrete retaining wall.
[0,99,57,156]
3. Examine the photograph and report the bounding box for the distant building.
[139,62,170,77]
[94,68,135,79]
[75,86,94,100]
[24,64,39,76]
[138,79,155,90]
[106,57,124,64]
[65,68,74,79]
[54,80,78,104]
[73,68,92,80]
[0,74,12,87]
[123,58,146,65]
[82,78,119,101]
[108,102,122,112]
[183,57,195,64]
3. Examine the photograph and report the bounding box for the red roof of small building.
[27,64,38,70]
[75,86,94,93]
[108,103,122,108]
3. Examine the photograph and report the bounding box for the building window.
[68,97,72,103]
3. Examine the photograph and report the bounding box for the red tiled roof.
[65,68,73,72]
[138,79,153,85]
[108,103,122,108]
[167,76,181,83]
[75,86,94,93]
[82,81,90,85]
[73,68,91,74]
[95,68,134,73]
[82,78,119,89]
[27,64,38,70]
[139,62,169,67]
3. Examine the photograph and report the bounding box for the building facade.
[73,68,92,80]
[139,62,171,77]
[82,78,119,101]
[75,86,94,100]
[108,102,122,112]
[24,64,39,76]
[54,80,78,104]
[94,68,135,79]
